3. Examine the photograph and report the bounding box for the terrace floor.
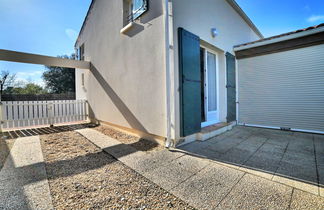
[0,124,323,209]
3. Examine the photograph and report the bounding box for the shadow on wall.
[123,0,163,37]
[90,64,148,133]
[140,0,163,24]
[123,23,145,37]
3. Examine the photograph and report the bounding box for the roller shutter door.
[238,44,324,133]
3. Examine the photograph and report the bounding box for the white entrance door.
[202,48,219,127]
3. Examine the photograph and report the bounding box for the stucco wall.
[76,0,167,137]
[170,0,261,139]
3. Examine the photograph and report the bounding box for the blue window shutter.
[178,28,202,137]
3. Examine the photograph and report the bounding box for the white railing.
[0,100,88,130]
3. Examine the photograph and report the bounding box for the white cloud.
[65,28,78,41]
[16,71,43,77]
[14,70,45,87]
[303,5,311,12]
[307,15,324,23]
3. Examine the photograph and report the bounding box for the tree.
[42,54,76,94]
[0,70,17,94]
[9,83,47,94]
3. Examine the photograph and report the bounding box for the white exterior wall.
[170,0,261,139]
[76,0,167,137]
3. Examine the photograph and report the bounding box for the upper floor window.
[78,44,85,61]
[126,0,148,23]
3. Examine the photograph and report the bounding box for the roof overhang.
[234,26,324,51]
[234,27,324,59]
[225,0,263,39]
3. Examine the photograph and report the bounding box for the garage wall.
[238,44,324,133]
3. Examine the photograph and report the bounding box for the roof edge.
[75,0,96,48]
[225,0,264,39]
[234,24,324,51]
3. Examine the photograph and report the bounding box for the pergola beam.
[0,49,90,69]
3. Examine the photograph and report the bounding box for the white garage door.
[238,44,324,133]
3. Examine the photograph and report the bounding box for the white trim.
[224,52,228,123]
[225,0,263,38]
[164,0,172,148]
[200,46,220,126]
[238,123,324,135]
[235,57,239,123]
[234,27,324,51]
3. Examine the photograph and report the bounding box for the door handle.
[226,85,235,88]
[183,76,201,83]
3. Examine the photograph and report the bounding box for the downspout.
[164,0,172,148]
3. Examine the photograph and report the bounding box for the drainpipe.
[164,0,172,148]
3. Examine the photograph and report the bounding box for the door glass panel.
[207,51,217,111]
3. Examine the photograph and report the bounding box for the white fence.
[0,100,88,130]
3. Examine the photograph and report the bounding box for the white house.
[75,0,324,147]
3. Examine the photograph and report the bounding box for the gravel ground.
[40,131,194,209]
[0,137,15,170]
[94,125,164,152]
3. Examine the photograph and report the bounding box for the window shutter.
[178,28,201,137]
[226,52,236,122]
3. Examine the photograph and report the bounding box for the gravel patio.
[0,124,323,209]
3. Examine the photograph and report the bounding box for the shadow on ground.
[0,123,97,140]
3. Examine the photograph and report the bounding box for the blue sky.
[236,0,324,37]
[0,0,91,86]
[0,0,323,86]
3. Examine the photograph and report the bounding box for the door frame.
[200,46,220,127]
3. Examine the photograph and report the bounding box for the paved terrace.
[0,125,323,209]
[77,126,324,209]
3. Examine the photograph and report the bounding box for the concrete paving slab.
[203,138,243,154]
[120,149,184,174]
[143,163,196,191]
[234,139,263,153]
[170,164,245,209]
[272,174,319,195]
[244,135,268,144]
[266,137,291,147]
[0,136,53,210]
[218,148,254,165]
[171,154,210,173]
[76,128,121,149]
[316,153,324,168]
[0,162,47,182]
[179,142,223,159]
[287,141,314,155]
[257,142,286,157]
[243,153,281,173]
[276,161,318,184]
[314,135,324,155]
[228,129,254,139]
[178,141,206,153]
[292,131,314,140]
[318,166,324,189]
[239,166,274,180]
[281,150,316,167]
[23,180,54,210]
[216,174,292,210]
[290,189,324,209]
[103,143,138,159]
